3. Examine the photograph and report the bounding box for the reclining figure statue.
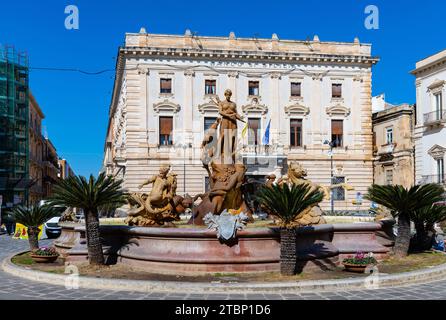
[126,166,189,226]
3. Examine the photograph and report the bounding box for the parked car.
[44,216,61,239]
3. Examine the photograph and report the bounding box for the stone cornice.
[428,144,446,159]
[197,102,219,114]
[284,103,310,117]
[153,99,181,113]
[372,106,414,124]
[241,98,268,115]
[121,47,379,66]
[326,104,351,117]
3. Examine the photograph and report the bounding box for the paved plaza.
[0,235,443,300]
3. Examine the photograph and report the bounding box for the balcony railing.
[240,144,285,155]
[421,175,446,185]
[424,110,446,125]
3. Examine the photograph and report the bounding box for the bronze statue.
[210,89,245,164]
[126,166,186,226]
[189,89,253,225]
[277,162,327,227]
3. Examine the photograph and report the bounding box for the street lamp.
[324,140,335,215]
[181,142,192,196]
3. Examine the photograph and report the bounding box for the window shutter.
[160,79,171,90]
[248,118,260,130]
[291,82,301,96]
[332,120,343,135]
[332,84,342,97]
[160,117,173,134]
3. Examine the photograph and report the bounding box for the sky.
[0,0,445,176]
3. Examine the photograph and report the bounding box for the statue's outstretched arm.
[138,176,156,189]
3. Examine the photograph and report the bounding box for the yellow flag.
[241,122,248,138]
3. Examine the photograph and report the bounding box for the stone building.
[28,93,45,204]
[411,49,446,186]
[58,158,74,180]
[42,138,59,198]
[103,30,379,212]
[372,96,415,188]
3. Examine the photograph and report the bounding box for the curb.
[3,252,446,294]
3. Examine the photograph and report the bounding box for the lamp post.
[181,143,192,196]
[324,140,334,215]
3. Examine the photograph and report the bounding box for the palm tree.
[411,203,446,251]
[256,183,324,275]
[10,204,60,251]
[365,184,444,257]
[48,173,127,265]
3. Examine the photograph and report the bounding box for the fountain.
[56,89,395,275]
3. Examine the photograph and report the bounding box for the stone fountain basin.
[56,220,395,275]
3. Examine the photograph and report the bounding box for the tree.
[48,173,127,265]
[410,203,446,251]
[10,204,60,251]
[256,183,324,275]
[365,184,444,257]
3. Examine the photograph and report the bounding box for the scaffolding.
[0,45,30,210]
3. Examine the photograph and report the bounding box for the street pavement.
[0,235,443,300]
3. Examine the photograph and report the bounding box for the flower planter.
[342,263,372,273]
[30,254,59,263]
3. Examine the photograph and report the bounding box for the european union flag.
[262,119,271,145]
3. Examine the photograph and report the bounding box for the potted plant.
[342,252,377,273]
[30,247,60,263]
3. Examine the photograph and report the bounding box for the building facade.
[0,46,30,210]
[372,97,415,188]
[103,30,379,212]
[28,93,45,204]
[58,159,74,180]
[42,138,59,199]
[412,49,446,186]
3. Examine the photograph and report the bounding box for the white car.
[44,216,61,239]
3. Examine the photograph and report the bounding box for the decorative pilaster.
[183,70,195,145]
[137,66,150,150]
[227,71,239,102]
[270,72,281,144]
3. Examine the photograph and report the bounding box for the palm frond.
[411,204,446,226]
[48,172,128,211]
[365,183,445,216]
[256,183,324,228]
[11,204,60,227]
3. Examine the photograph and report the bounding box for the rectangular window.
[290,119,303,147]
[386,169,394,185]
[205,80,216,95]
[435,93,443,120]
[291,82,301,97]
[332,176,345,201]
[437,159,445,184]
[160,78,172,94]
[331,120,343,148]
[248,118,261,145]
[332,84,342,98]
[159,116,173,145]
[386,127,393,144]
[248,81,260,96]
[204,117,217,133]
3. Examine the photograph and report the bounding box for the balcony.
[241,144,285,156]
[421,175,446,185]
[424,110,446,126]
